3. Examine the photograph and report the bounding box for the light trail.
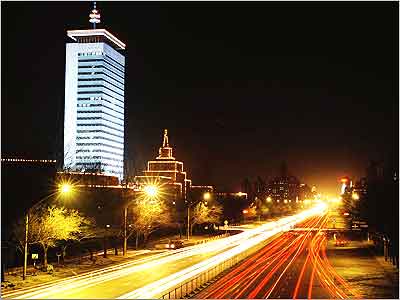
[2,250,156,298]
[117,203,328,299]
[201,216,324,299]
[5,203,327,299]
[197,209,362,300]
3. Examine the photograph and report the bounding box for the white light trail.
[8,203,327,299]
[118,203,327,299]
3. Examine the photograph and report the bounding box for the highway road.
[3,203,327,299]
[196,214,362,299]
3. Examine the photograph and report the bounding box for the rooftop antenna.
[89,1,101,29]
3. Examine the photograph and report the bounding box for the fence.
[160,232,281,299]
[192,233,230,245]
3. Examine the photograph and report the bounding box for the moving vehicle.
[166,240,184,249]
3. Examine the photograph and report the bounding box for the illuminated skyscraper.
[64,3,125,179]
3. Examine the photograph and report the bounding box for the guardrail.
[193,233,229,245]
[160,232,281,299]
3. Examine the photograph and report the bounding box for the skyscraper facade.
[64,6,125,179]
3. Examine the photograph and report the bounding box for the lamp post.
[187,201,190,240]
[22,183,72,280]
[122,185,159,256]
[187,192,211,240]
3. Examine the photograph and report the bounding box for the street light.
[186,192,212,241]
[23,182,73,280]
[123,184,160,256]
[203,192,211,201]
[60,183,72,194]
[352,193,359,200]
[143,185,158,198]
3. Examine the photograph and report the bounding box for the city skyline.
[3,2,397,195]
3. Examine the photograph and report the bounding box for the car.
[166,240,184,249]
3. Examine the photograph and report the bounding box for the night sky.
[2,2,398,194]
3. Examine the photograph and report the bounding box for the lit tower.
[64,3,126,180]
[134,130,192,200]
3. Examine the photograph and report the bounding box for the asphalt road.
[8,245,235,299]
[196,214,362,299]
[4,203,328,299]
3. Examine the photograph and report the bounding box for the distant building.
[133,130,216,204]
[353,177,367,198]
[299,183,312,200]
[267,162,300,203]
[191,185,214,202]
[64,4,126,180]
[267,176,300,202]
[216,192,248,200]
[56,170,120,187]
[134,130,192,201]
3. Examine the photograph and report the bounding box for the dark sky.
[2,2,398,195]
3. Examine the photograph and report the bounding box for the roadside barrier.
[160,232,279,299]
[193,233,229,245]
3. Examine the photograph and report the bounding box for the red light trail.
[197,214,361,299]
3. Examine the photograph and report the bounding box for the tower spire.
[162,129,169,147]
[157,129,174,159]
[89,1,101,29]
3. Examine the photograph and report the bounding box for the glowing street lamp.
[143,185,159,198]
[203,192,211,201]
[266,196,272,203]
[352,193,359,200]
[23,181,73,280]
[123,184,160,256]
[59,183,73,195]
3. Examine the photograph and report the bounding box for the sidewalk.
[326,239,399,299]
[2,233,231,292]
[1,249,153,291]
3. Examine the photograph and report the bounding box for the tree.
[129,198,172,248]
[58,216,98,263]
[190,202,223,235]
[14,206,91,268]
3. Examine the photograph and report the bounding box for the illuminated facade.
[134,130,192,200]
[64,5,125,180]
[267,163,300,202]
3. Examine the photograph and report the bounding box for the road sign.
[31,253,38,259]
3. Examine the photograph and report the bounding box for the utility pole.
[187,202,190,240]
[23,213,29,280]
[123,205,127,256]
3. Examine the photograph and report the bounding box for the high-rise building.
[267,162,300,202]
[64,4,126,180]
